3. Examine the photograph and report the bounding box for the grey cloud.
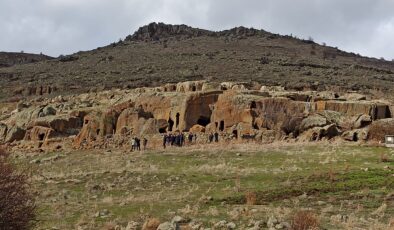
[0,0,392,60]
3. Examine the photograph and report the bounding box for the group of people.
[130,137,148,151]
[130,131,222,151]
[162,132,198,148]
[162,131,221,149]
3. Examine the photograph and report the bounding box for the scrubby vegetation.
[1,23,394,101]
[0,148,36,230]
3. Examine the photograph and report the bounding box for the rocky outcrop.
[28,115,82,134]
[0,51,52,68]
[127,22,268,42]
[176,81,205,92]
[24,126,56,148]
[0,123,7,142]
[300,114,327,131]
[13,85,58,97]
[73,113,102,148]
[342,128,368,142]
[116,107,154,135]
[2,81,393,148]
[316,101,390,120]
[300,124,340,141]
[5,126,26,142]
[353,114,372,129]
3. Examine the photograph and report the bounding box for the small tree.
[0,148,36,229]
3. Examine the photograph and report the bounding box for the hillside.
[0,51,52,68]
[0,22,394,101]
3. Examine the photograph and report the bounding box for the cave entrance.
[168,118,174,132]
[175,113,180,128]
[159,127,167,133]
[219,120,225,131]
[38,133,45,141]
[232,130,238,139]
[250,101,256,109]
[96,129,100,135]
[197,116,210,127]
[191,85,196,91]
[353,132,358,142]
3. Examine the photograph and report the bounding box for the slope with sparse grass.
[12,142,394,229]
[1,22,394,102]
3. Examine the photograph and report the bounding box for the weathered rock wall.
[1,81,393,150]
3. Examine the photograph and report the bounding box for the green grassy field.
[16,143,394,229]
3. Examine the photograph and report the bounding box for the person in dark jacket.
[208,133,214,143]
[171,134,176,146]
[135,137,141,151]
[214,132,219,142]
[180,133,185,146]
[163,134,167,149]
[188,133,193,143]
[142,138,148,150]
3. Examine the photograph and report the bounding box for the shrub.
[291,210,319,230]
[245,191,257,205]
[0,148,36,230]
[369,120,394,142]
[380,153,391,163]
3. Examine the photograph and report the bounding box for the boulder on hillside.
[353,114,372,129]
[300,114,327,131]
[342,129,368,142]
[5,126,26,142]
[317,110,344,125]
[300,124,340,141]
[40,106,57,117]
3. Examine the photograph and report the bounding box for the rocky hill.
[0,22,394,101]
[0,51,52,68]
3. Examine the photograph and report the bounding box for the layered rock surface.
[0,80,392,150]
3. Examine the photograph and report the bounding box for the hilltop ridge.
[0,51,53,68]
[0,22,394,102]
[126,22,269,41]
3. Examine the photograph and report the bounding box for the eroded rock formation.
[0,80,393,150]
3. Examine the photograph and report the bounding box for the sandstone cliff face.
[1,81,393,150]
[316,100,390,119]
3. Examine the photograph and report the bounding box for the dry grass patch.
[291,210,320,230]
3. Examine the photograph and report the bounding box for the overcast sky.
[0,0,393,60]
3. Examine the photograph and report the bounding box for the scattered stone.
[214,220,227,228]
[226,222,236,229]
[157,221,176,230]
[94,209,110,218]
[317,200,326,205]
[267,216,279,228]
[142,218,161,230]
